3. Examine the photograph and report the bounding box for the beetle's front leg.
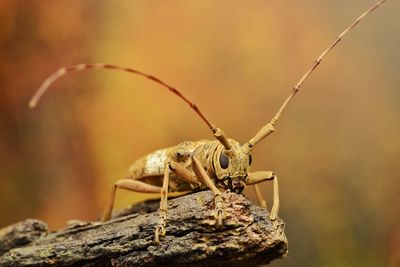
[192,155,225,226]
[246,171,279,221]
[154,164,170,244]
[154,161,201,244]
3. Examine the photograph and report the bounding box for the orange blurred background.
[1,1,399,266]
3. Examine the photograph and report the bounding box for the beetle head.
[213,140,252,193]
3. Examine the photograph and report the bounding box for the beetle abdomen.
[128,148,167,179]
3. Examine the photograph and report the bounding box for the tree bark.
[0,191,288,267]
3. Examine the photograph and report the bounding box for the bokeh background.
[1,0,399,266]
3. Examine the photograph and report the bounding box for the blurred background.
[1,0,399,266]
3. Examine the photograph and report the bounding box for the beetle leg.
[246,171,279,221]
[154,161,202,244]
[192,155,225,227]
[252,184,268,209]
[154,164,170,244]
[103,161,201,243]
[102,179,162,221]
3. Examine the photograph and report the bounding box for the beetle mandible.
[29,0,387,244]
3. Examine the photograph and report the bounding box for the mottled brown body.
[128,140,212,192]
[127,139,252,194]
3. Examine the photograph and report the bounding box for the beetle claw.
[216,209,224,227]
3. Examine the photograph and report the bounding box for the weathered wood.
[0,191,288,267]
[0,219,48,255]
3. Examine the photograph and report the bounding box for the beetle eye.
[249,155,252,166]
[219,153,229,169]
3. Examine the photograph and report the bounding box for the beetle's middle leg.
[102,179,162,221]
[102,161,200,243]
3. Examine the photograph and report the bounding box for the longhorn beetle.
[29,0,387,243]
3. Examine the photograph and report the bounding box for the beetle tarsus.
[154,224,164,244]
[154,224,166,244]
[213,194,225,227]
[216,210,224,227]
[268,212,277,221]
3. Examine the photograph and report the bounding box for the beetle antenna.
[29,63,232,150]
[246,0,387,149]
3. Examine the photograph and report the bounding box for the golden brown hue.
[1,1,399,266]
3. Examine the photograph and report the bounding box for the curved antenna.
[29,63,232,150]
[246,0,387,149]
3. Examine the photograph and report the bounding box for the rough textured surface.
[0,219,48,255]
[0,191,288,266]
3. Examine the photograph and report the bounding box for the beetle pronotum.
[29,0,387,243]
